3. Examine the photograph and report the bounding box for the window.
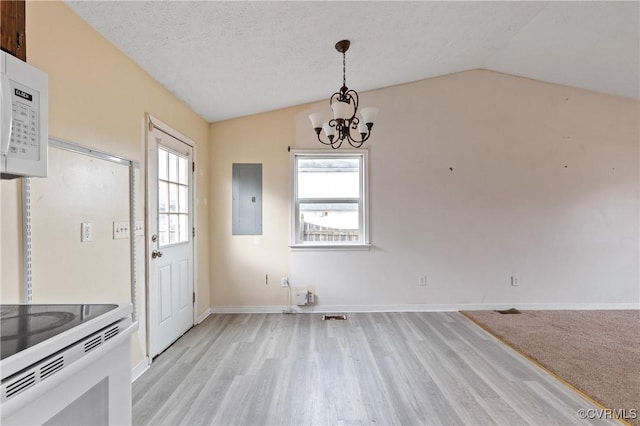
[158,147,190,246]
[291,150,369,248]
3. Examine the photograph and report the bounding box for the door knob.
[152,250,163,259]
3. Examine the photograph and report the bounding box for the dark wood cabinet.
[1,0,26,61]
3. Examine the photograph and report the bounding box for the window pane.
[169,214,178,244]
[299,203,359,242]
[168,152,178,182]
[179,214,188,242]
[158,181,168,213]
[159,214,168,245]
[297,158,360,199]
[178,156,188,185]
[178,185,188,213]
[158,149,168,180]
[169,183,178,212]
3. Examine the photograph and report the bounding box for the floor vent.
[322,314,347,321]
[495,308,521,315]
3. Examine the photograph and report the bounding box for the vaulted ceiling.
[66,1,639,123]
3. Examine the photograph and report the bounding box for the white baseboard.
[209,302,639,314]
[132,356,151,382]
[196,307,212,324]
[211,305,288,314]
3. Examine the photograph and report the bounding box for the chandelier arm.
[349,116,360,130]
[345,89,359,120]
[315,119,345,148]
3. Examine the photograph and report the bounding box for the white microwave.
[0,51,48,179]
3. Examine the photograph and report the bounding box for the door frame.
[145,113,198,360]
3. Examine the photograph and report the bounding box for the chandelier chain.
[342,51,346,88]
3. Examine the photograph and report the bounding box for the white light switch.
[81,222,92,242]
[134,221,144,237]
[113,221,130,239]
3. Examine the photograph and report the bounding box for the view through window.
[158,147,190,246]
[292,152,368,246]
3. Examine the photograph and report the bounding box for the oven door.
[1,319,137,426]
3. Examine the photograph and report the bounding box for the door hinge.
[192,227,195,238]
[193,292,196,304]
[192,161,195,172]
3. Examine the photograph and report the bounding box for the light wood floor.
[133,312,615,425]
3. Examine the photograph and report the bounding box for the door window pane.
[158,149,168,180]
[179,215,188,242]
[159,214,168,245]
[168,152,178,182]
[169,183,178,213]
[159,181,168,213]
[169,215,178,244]
[178,185,188,213]
[178,157,188,185]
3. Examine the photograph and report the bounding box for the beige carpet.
[462,310,640,426]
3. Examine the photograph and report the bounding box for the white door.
[147,125,194,358]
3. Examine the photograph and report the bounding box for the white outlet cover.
[81,222,92,242]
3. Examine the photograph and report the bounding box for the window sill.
[289,243,371,251]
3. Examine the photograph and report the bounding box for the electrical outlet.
[511,275,520,286]
[418,275,427,286]
[281,277,289,288]
[81,222,92,242]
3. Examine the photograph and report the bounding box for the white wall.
[288,70,639,310]
[0,2,211,367]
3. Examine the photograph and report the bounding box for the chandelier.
[308,40,378,149]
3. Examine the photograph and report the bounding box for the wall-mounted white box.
[295,291,315,306]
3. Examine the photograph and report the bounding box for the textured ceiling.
[66,1,639,123]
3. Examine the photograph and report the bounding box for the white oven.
[0,304,138,426]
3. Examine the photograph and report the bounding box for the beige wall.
[0,1,210,366]
[209,70,639,310]
[209,105,306,308]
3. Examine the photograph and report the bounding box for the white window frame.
[290,149,370,250]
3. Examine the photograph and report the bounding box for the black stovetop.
[0,304,118,360]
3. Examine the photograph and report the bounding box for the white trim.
[209,302,639,314]
[289,243,371,251]
[147,114,196,147]
[211,305,289,314]
[290,149,369,247]
[132,356,151,382]
[144,113,197,359]
[196,307,212,324]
